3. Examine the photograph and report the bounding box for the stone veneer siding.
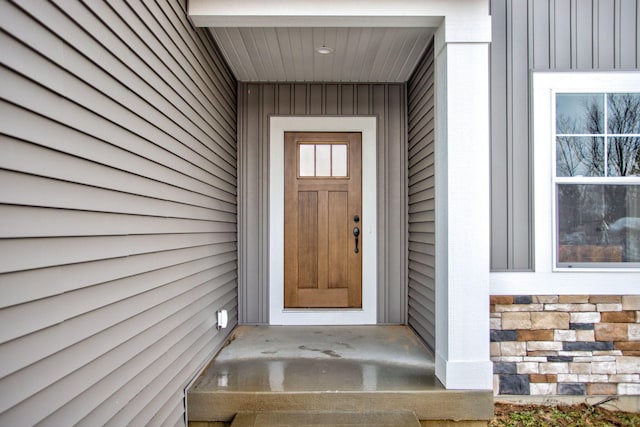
[491,295,640,396]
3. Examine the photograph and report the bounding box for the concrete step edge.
[230,410,420,427]
[188,390,495,422]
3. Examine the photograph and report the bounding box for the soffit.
[188,0,492,82]
[208,27,435,82]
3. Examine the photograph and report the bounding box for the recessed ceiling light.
[315,46,334,55]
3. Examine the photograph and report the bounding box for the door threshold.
[269,309,374,325]
[282,308,364,312]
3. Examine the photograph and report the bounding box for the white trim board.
[269,116,377,325]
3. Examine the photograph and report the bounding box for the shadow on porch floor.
[187,326,493,425]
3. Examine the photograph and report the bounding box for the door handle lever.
[353,227,360,254]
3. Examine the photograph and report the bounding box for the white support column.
[434,18,493,390]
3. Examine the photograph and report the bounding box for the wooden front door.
[284,132,362,308]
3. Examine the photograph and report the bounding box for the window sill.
[490,270,640,295]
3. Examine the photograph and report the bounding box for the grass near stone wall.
[491,402,640,426]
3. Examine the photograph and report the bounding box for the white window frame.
[491,72,640,295]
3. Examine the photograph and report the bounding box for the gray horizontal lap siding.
[407,41,436,351]
[0,0,237,426]
[238,82,408,324]
[490,0,640,270]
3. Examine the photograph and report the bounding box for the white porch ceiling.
[188,0,490,82]
[209,27,435,82]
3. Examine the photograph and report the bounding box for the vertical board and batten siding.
[0,1,237,426]
[407,42,436,351]
[490,0,640,270]
[238,83,408,324]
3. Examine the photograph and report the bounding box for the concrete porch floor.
[187,326,493,424]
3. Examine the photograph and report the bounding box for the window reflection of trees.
[557,94,640,177]
[556,136,604,177]
[608,94,640,177]
[556,93,640,264]
[558,185,640,262]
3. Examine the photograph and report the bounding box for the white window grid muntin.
[551,89,640,271]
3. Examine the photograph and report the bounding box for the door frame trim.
[269,116,377,325]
